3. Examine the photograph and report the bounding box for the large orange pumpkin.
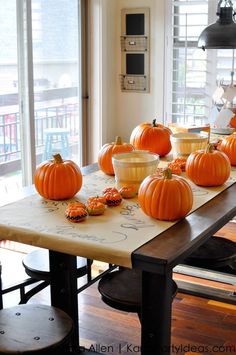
[34,154,83,200]
[218,133,236,165]
[98,136,134,175]
[138,168,193,221]
[185,144,231,186]
[130,119,172,157]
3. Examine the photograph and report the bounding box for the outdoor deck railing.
[0,101,79,173]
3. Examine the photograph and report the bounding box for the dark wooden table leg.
[49,250,79,352]
[141,270,173,355]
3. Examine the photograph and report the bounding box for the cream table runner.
[0,166,236,267]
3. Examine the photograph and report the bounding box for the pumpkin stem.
[53,153,64,164]
[152,119,157,127]
[115,136,122,145]
[205,143,215,153]
[162,168,172,179]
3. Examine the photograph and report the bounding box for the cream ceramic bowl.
[170,132,208,157]
[112,150,159,192]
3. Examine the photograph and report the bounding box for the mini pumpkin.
[172,157,187,171]
[67,201,86,210]
[104,191,122,206]
[138,168,193,221]
[98,136,134,175]
[102,187,119,195]
[86,201,106,216]
[167,162,182,175]
[130,119,172,157]
[186,144,231,186]
[119,185,136,198]
[34,154,82,200]
[87,196,107,205]
[218,133,236,166]
[65,207,87,222]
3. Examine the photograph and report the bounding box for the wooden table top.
[1,163,236,274]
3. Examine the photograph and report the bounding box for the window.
[165,0,235,125]
[0,0,86,187]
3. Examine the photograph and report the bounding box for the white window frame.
[13,0,86,186]
[164,0,234,126]
[17,0,36,186]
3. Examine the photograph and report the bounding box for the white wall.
[113,0,166,143]
[88,0,165,162]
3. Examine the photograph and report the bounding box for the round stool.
[0,304,73,354]
[23,249,92,282]
[183,236,236,270]
[98,268,178,318]
[21,249,92,302]
[43,128,70,160]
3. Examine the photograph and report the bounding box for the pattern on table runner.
[0,167,235,267]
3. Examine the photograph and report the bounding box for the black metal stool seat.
[98,268,178,317]
[183,236,236,270]
[23,249,92,281]
[0,304,73,354]
[20,249,92,303]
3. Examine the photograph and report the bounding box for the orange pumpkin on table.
[65,206,88,223]
[104,191,122,207]
[98,136,134,175]
[87,195,107,205]
[86,201,106,216]
[34,154,83,200]
[102,187,119,195]
[186,144,231,186]
[119,185,136,199]
[167,162,182,175]
[218,133,236,166]
[67,201,86,210]
[130,119,172,157]
[138,168,193,221]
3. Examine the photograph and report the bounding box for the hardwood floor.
[1,222,236,355]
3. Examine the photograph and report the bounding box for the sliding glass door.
[0,0,85,188]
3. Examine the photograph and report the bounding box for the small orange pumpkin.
[130,119,172,157]
[230,114,236,128]
[87,196,107,205]
[103,187,119,195]
[65,207,87,222]
[104,191,122,207]
[138,168,193,221]
[98,136,134,175]
[172,157,187,171]
[186,144,231,186]
[218,133,236,166]
[86,201,106,216]
[167,162,182,175]
[34,154,82,200]
[67,201,86,210]
[119,185,136,199]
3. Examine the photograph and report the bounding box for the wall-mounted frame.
[120,8,150,93]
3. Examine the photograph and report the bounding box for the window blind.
[166,0,235,125]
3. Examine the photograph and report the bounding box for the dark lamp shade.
[198,6,236,50]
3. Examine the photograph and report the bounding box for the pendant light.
[198,0,236,50]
